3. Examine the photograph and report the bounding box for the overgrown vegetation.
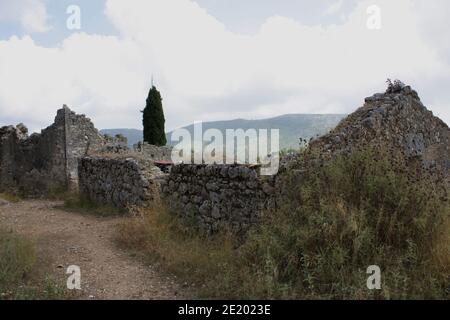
[62,193,123,217]
[386,78,406,94]
[116,147,449,299]
[0,193,21,203]
[0,228,69,300]
[116,204,236,297]
[237,148,449,299]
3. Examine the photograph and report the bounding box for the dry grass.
[115,205,238,298]
[431,217,450,278]
[232,148,449,299]
[0,193,21,203]
[0,227,69,300]
[116,147,449,299]
[61,193,123,217]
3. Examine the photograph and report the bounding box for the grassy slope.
[116,148,449,299]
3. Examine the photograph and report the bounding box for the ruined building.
[309,85,450,181]
[1,84,449,236]
[0,106,124,195]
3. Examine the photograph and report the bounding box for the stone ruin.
[133,142,173,162]
[163,84,449,235]
[102,134,129,154]
[0,105,127,195]
[309,85,450,181]
[162,164,277,235]
[1,84,449,235]
[1,106,97,194]
[0,105,175,209]
[78,155,165,210]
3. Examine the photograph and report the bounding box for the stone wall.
[0,106,110,195]
[78,160,280,233]
[64,106,107,187]
[162,164,277,235]
[78,156,163,210]
[309,85,450,181]
[0,110,68,194]
[102,134,129,154]
[0,124,32,192]
[133,142,173,162]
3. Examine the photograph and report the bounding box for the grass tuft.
[0,228,36,291]
[116,147,450,299]
[115,204,238,298]
[62,193,123,217]
[0,228,70,300]
[0,193,21,203]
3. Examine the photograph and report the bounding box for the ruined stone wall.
[78,158,279,233]
[133,142,173,162]
[309,85,450,182]
[64,107,106,187]
[78,156,163,210]
[0,106,109,195]
[21,114,68,194]
[162,164,277,235]
[0,112,68,194]
[0,125,25,191]
[102,134,129,154]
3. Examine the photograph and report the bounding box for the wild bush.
[236,148,449,299]
[117,147,449,299]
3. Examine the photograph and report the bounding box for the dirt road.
[0,200,184,300]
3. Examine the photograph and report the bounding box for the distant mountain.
[101,114,346,150]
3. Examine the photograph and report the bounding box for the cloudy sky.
[0,0,449,133]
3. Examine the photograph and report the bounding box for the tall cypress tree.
[142,85,167,146]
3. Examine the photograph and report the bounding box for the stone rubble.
[309,85,450,180]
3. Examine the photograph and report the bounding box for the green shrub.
[117,148,449,299]
[235,148,449,299]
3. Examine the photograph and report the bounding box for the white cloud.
[0,0,449,133]
[0,0,51,33]
[0,33,148,131]
[324,0,344,16]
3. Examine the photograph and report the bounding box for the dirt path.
[0,200,185,300]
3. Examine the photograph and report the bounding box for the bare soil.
[0,199,186,300]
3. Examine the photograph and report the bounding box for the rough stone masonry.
[309,85,450,182]
[162,84,450,235]
[1,84,448,236]
[78,156,164,210]
[162,164,277,235]
[0,106,122,195]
